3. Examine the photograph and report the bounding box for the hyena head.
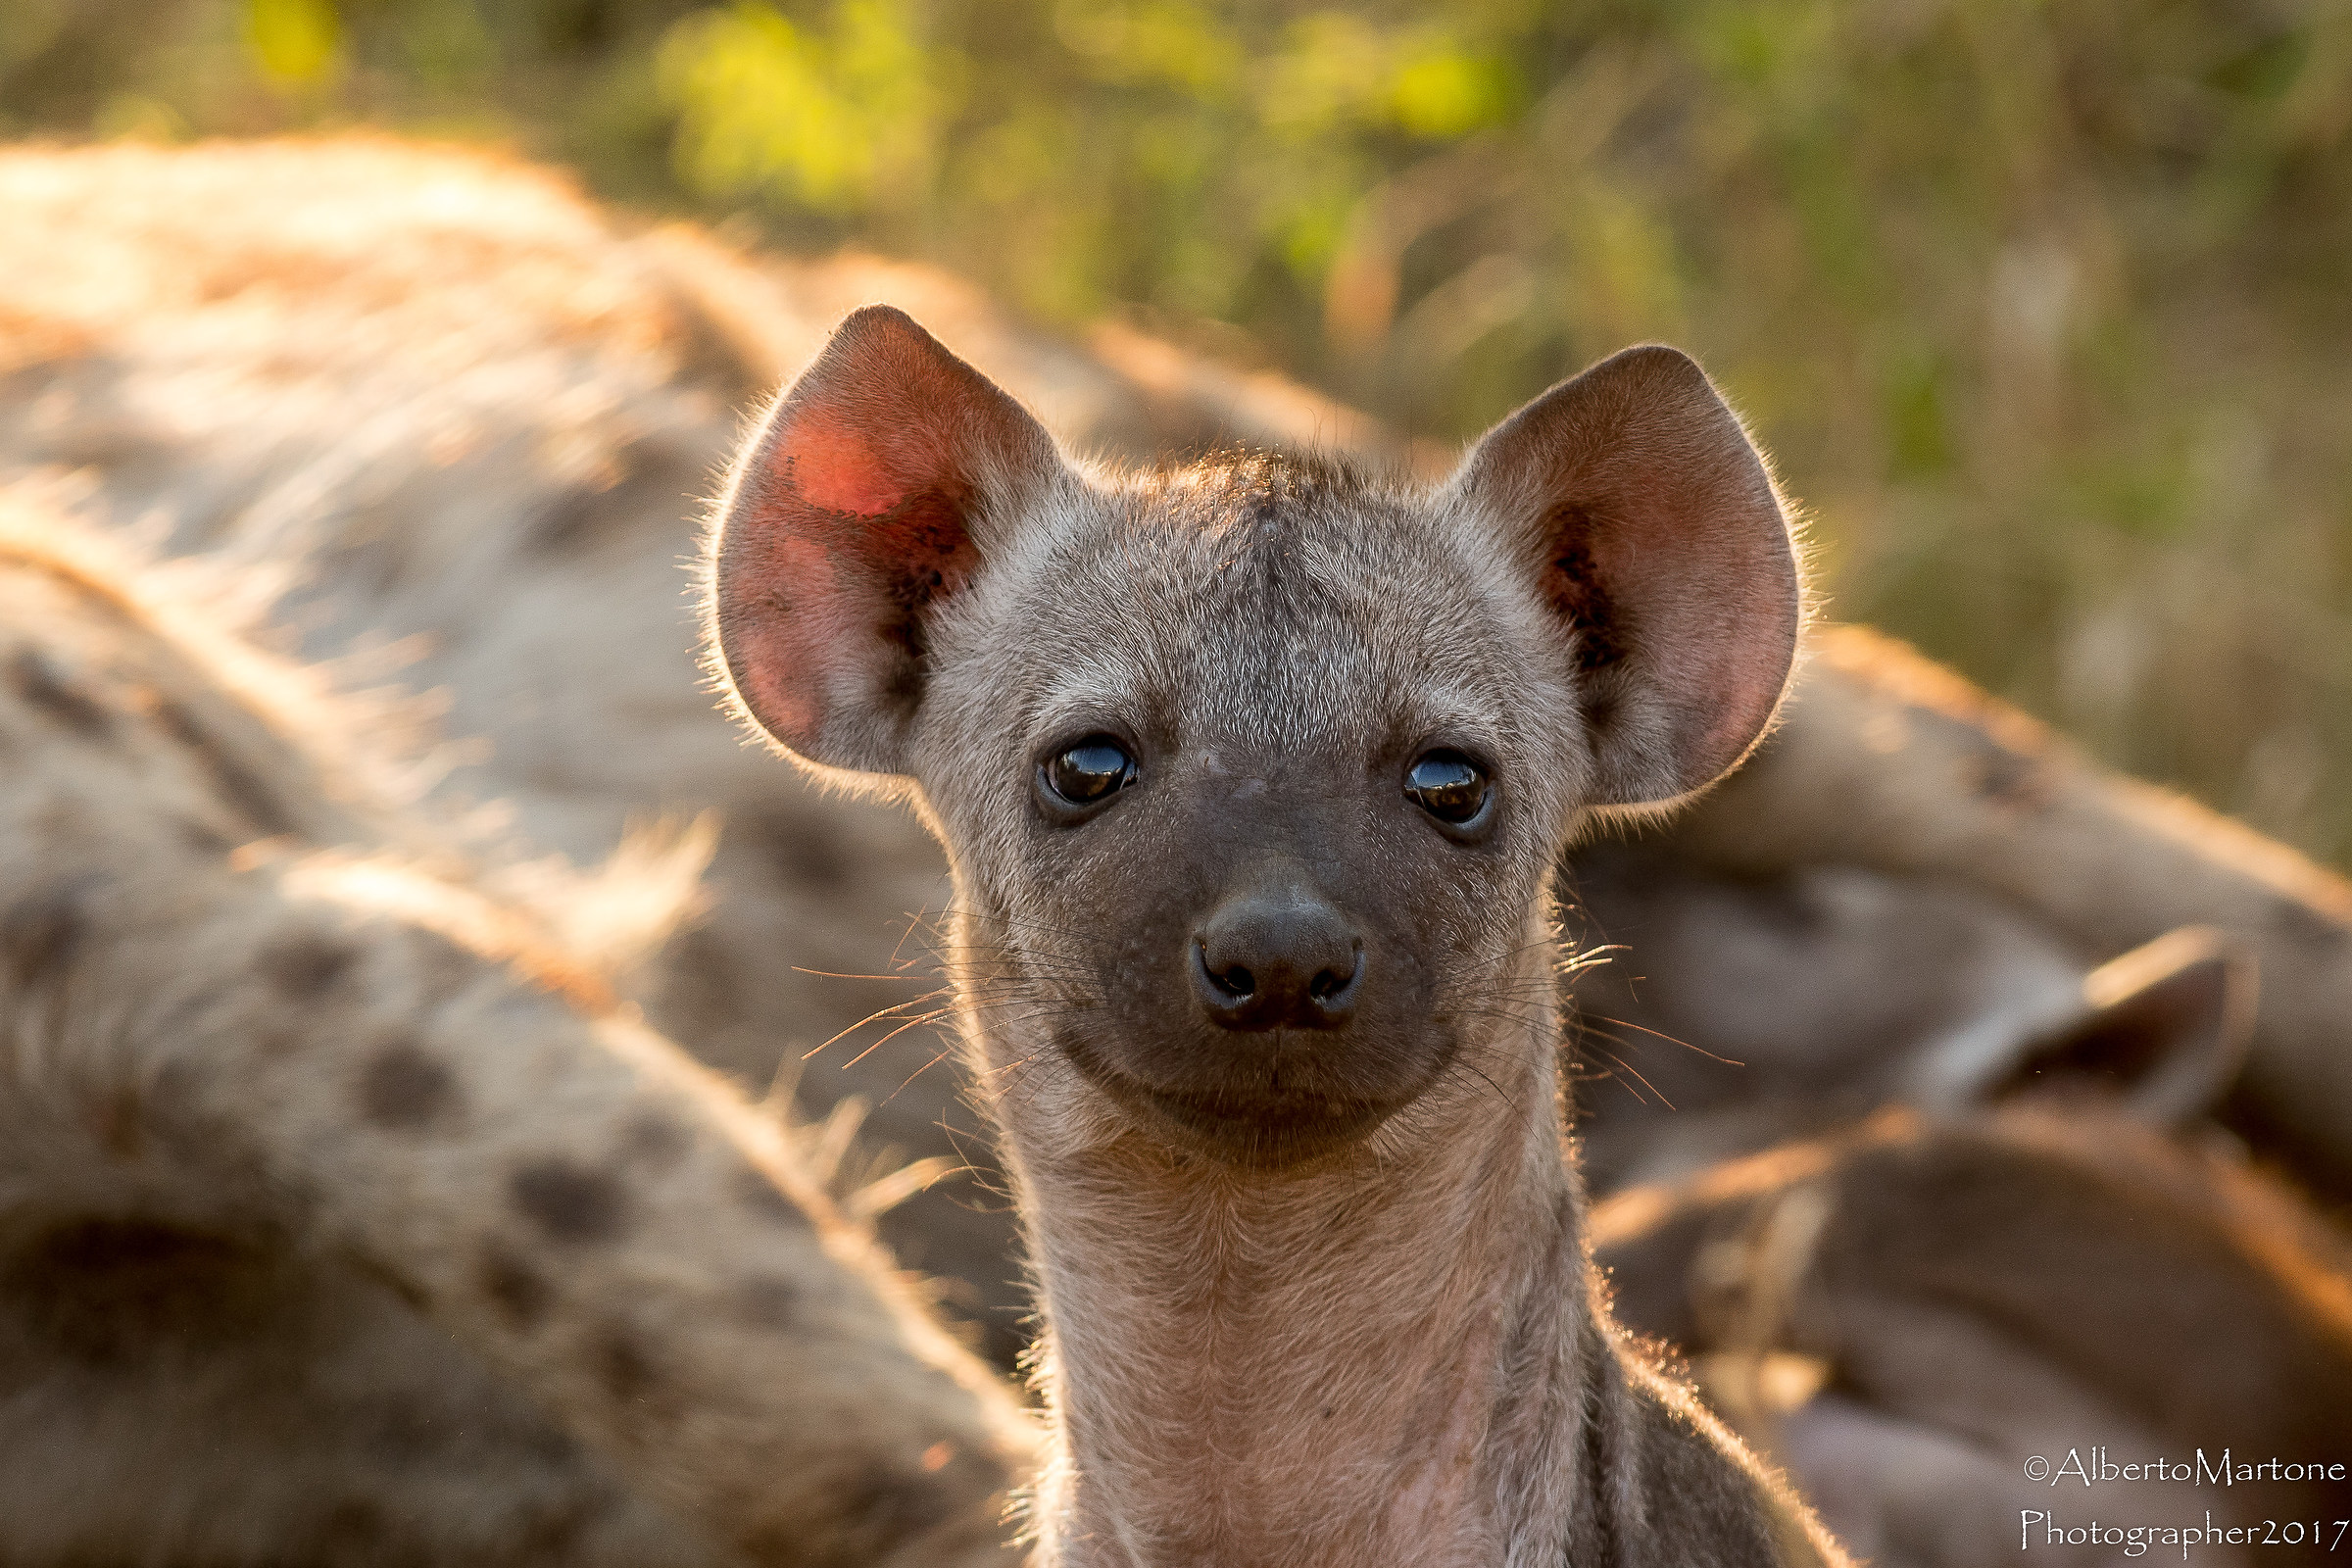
[709,307,1797,1170]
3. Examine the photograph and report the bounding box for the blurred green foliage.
[6,0,2352,865]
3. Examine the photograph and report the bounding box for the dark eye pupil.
[1045,740,1134,805]
[1404,751,1489,824]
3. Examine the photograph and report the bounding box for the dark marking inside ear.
[359,1041,461,1130]
[512,1159,630,1245]
[1541,524,1623,674]
[2004,1005,2185,1095]
[874,492,979,657]
[11,647,114,737]
[479,1245,553,1329]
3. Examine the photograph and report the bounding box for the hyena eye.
[1404,750,1491,827]
[1040,737,1137,809]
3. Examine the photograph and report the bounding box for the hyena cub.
[709,307,1844,1567]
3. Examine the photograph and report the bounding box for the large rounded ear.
[706,305,1064,777]
[1452,345,1800,806]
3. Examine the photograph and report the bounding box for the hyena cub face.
[710,307,1798,1168]
[913,463,1579,1164]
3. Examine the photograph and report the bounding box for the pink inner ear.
[722,393,983,760]
[716,304,1059,768]
[728,527,841,747]
[780,411,908,518]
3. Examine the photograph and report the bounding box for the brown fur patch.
[511,1158,631,1245]
[1,875,99,988]
[260,929,359,1001]
[477,1245,554,1330]
[358,1040,462,1131]
[152,696,300,837]
[10,645,114,736]
[4,1219,286,1367]
[594,1323,672,1420]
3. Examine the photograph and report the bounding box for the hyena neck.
[978,936,1593,1568]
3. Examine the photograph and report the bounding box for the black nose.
[1192,889,1364,1031]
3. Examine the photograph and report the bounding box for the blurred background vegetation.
[6,0,2351,866]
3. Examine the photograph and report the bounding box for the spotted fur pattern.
[0,139,1422,1364]
[0,496,1033,1566]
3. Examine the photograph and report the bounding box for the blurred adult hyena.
[0,139,1420,1361]
[6,140,2351,1369]
[0,491,1032,1566]
[1593,1104,2352,1568]
[1563,625,2352,1191]
[1567,868,2256,1193]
